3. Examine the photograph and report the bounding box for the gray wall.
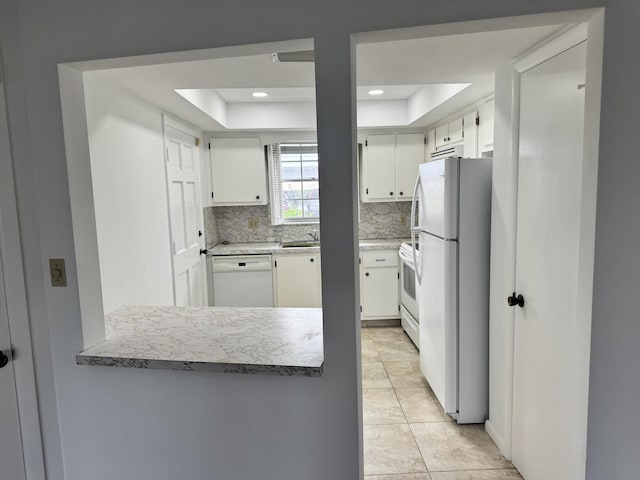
[2,0,638,479]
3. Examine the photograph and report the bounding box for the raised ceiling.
[93,24,561,131]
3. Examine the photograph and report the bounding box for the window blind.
[269,142,320,224]
[268,143,284,225]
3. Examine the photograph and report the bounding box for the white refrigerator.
[410,157,492,424]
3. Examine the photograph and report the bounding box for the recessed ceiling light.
[368,89,384,96]
[252,91,269,98]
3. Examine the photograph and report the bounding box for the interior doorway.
[0,74,46,480]
[0,248,25,480]
[511,30,597,480]
[354,11,603,479]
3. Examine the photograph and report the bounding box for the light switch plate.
[49,258,67,287]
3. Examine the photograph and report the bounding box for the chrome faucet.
[308,229,319,242]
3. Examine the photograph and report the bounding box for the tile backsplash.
[359,202,411,239]
[203,207,219,246]
[205,201,410,246]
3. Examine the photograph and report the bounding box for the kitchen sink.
[280,241,320,248]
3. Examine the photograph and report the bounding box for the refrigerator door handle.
[412,230,421,284]
[410,174,421,232]
[411,175,423,284]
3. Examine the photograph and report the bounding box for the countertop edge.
[76,353,324,377]
[208,238,408,256]
[75,305,324,378]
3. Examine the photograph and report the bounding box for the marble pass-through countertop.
[77,305,324,377]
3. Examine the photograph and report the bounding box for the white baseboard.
[485,420,508,458]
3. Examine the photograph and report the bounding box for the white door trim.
[0,77,46,478]
[495,13,604,479]
[163,113,201,138]
[514,23,588,73]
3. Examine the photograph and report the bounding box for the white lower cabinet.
[274,253,322,307]
[360,250,400,320]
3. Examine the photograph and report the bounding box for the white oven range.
[399,241,419,348]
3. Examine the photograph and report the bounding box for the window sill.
[281,219,320,226]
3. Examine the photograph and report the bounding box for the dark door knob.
[365,272,370,276]
[507,292,525,308]
[0,351,9,369]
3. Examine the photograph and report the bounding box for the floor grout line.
[367,327,434,475]
[362,326,520,478]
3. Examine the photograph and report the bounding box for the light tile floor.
[362,327,522,480]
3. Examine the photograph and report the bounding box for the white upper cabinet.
[435,124,449,150]
[448,117,464,144]
[395,134,426,199]
[434,116,464,150]
[479,100,495,153]
[362,133,425,202]
[362,134,396,201]
[427,128,436,159]
[463,111,479,158]
[209,137,267,206]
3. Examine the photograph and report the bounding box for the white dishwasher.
[211,255,274,307]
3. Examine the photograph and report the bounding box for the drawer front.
[361,251,399,268]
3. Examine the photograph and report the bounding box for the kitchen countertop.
[76,305,323,377]
[208,238,408,256]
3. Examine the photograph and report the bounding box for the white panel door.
[364,135,396,201]
[0,77,26,480]
[0,251,25,480]
[395,133,425,201]
[511,41,587,480]
[165,124,206,307]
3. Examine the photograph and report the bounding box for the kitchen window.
[269,142,319,224]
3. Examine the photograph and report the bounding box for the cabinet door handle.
[399,191,403,196]
[389,192,393,196]
[256,195,260,200]
[365,272,370,276]
[310,258,314,262]
[507,292,525,308]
